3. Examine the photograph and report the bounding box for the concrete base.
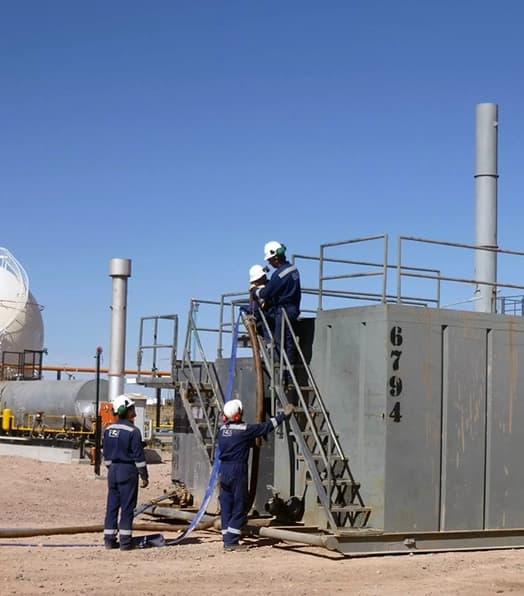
[0,441,85,464]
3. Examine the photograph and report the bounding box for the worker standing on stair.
[102,394,149,550]
[247,264,274,339]
[254,241,301,386]
[218,398,295,551]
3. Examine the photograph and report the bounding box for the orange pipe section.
[39,365,173,376]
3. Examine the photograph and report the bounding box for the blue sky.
[2,1,524,371]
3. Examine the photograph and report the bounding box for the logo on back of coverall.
[109,429,120,437]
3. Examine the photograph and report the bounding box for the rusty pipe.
[244,315,265,509]
[148,506,218,529]
[256,526,339,551]
[212,516,339,551]
[0,522,187,539]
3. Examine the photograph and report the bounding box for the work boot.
[120,543,134,551]
[104,540,119,550]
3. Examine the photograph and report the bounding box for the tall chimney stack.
[108,258,132,401]
[474,102,498,313]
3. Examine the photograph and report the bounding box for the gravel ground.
[1,453,524,596]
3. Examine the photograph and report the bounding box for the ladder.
[253,308,371,531]
[176,303,224,462]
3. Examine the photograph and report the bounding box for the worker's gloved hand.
[139,470,149,488]
[284,403,295,417]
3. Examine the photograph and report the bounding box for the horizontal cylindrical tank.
[0,379,108,431]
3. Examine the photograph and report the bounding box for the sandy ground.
[2,452,524,596]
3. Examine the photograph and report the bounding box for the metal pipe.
[255,526,339,551]
[0,522,187,538]
[149,506,217,529]
[213,515,339,551]
[39,365,172,376]
[141,504,340,551]
[94,346,103,476]
[474,102,498,313]
[108,258,132,402]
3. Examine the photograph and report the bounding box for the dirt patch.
[1,453,524,595]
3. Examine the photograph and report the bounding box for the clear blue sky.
[2,1,524,370]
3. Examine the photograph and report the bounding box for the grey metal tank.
[0,379,108,430]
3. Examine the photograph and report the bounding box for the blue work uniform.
[247,291,275,341]
[103,419,148,548]
[218,412,286,547]
[256,260,301,374]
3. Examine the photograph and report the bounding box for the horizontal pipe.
[256,526,339,551]
[38,365,173,376]
[0,522,187,539]
[142,506,339,551]
[148,506,218,529]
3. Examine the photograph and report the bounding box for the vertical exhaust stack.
[108,258,132,402]
[474,102,499,313]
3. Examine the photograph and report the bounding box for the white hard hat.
[223,399,243,422]
[264,241,286,261]
[249,264,267,283]
[112,394,135,416]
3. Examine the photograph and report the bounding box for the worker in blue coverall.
[218,398,295,551]
[254,241,301,385]
[103,394,149,550]
[247,264,274,340]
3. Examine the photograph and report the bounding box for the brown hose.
[244,315,265,509]
[0,522,188,539]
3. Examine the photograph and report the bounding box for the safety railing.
[136,314,178,384]
[397,236,524,313]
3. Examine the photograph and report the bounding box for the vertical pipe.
[108,258,132,402]
[94,346,103,476]
[155,387,161,430]
[474,103,498,313]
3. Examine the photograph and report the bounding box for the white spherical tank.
[0,248,44,353]
[0,290,44,353]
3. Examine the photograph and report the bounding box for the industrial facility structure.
[5,103,524,554]
[133,103,524,553]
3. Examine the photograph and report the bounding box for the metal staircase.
[142,297,371,532]
[176,302,225,462]
[252,308,371,531]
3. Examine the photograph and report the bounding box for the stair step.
[329,505,372,513]
[306,478,360,488]
[296,453,346,462]
[293,407,323,414]
[300,430,338,438]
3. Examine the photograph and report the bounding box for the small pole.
[155,387,161,430]
[94,346,103,476]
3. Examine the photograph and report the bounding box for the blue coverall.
[218,412,286,547]
[248,292,275,341]
[103,419,148,548]
[256,260,301,378]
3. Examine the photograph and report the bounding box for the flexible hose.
[245,315,264,510]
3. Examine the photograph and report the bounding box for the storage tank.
[0,248,44,355]
[0,379,108,430]
[0,290,44,354]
